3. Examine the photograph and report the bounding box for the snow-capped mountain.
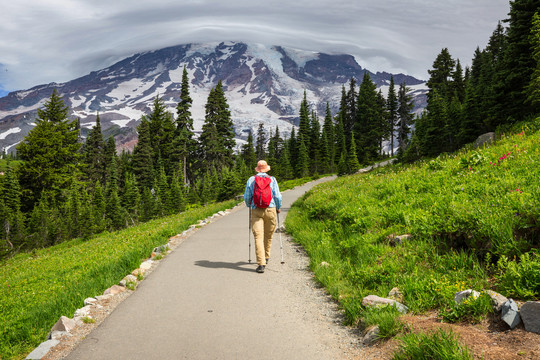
[0,42,427,153]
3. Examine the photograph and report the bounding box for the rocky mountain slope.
[0,42,427,153]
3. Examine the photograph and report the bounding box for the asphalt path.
[65,175,361,360]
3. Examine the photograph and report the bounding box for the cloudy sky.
[0,0,510,96]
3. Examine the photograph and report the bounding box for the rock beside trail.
[362,326,380,346]
[485,290,508,312]
[520,301,540,334]
[454,289,480,305]
[84,297,98,306]
[50,316,76,334]
[501,299,521,329]
[25,340,60,360]
[362,295,408,314]
[103,285,126,296]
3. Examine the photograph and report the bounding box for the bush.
[393,329,474,360]
[495,252,540,299]
[440,292,493,323]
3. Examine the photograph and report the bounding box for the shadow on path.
[195,260,255,273]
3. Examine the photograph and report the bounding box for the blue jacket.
[244,173,282,210]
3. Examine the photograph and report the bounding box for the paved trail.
[65,176,363,360]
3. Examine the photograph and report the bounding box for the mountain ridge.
[0,42,427,153]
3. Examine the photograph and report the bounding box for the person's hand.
[277,209,281,213]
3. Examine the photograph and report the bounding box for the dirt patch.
[360,311,540,360]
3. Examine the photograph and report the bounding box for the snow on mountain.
[0,42,426,153]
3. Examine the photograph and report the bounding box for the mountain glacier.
[0,42,427,153]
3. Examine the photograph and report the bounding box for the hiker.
[244,160,282,273]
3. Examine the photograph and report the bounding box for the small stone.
[362,295,408,314]
[48,330,70,340]
[218,211,226,216]
[103,285,125,296]
[501,299,521,329]
[362,326,380,346]
[520,301,540,334]
[74,305,92,318]
[454,289,480,305]
[25,339,60,360]
[388,287,404,303]
[131,268,145,277]
[84,297,98,306]
[50,316,76,333]
[95,294,113,301]
[139,260,153,270]
[485,290,508,312]
[320,261,331,268]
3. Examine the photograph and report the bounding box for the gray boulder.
[501,299,521,329]
[454,289,480,305]
[362,295,408,314]
[474,132,496,149]
[25,340,60,360]
[485,290,508,312]
[520,301,540,334]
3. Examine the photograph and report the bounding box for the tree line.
[403,0,540,161]
[0,64,416,258]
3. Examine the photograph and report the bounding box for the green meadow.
[286,124,540,329]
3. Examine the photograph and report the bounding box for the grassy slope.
[286,127,539,325]
[0,200,238,360]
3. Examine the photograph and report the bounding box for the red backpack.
[253,176,273,208]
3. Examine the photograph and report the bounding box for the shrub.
[440,292,493,324]
[393,328,475,360]
[495,252,540,299]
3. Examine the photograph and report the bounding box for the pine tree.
[387,76,399,156]
[17,89,81,209]
[397,83,414,154]
[103,136,117,180]
[342,78,357,145]
[200,82,235,170]
[298,91,311,149]
[322,103,335,171]
[132,117,154,190]
[427,48,456,103]
[347,134,361,174]
[255,123,267,160]
[170,170,185,213]
[496,0,540,122]
[105,157,124,230]
[92,181,106,234]
[241,131,257,169]
[527,12,540,106]
[174,66,196,185]
[83,114,106,184]
[122,173,140,225]
[309,110,322,174]
[296,139,310,178]
[356,72,380,162]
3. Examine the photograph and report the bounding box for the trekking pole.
[248,207,252,264]
[278,211,284,264]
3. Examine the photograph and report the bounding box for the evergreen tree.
[132,118,154,190]
[255,123,267,160]
[170,170,185,213]
[347,134,361,174]
[322,103,335,171]
[342,78,357,145]
[496,0,540,122]
[356,72,380,162]
[423,90,448,156]
[17,90,82,209]
[200,81,235,170]
[309,110,322,174]
[174,66,196,185]
[92,181,106,234]
[279,141,294,180]
[527,12,540,106]
[122,173,140,225]
[83,114,106,184]
[387,76,399,156]
[105,157,124,230]
[241,131,257,169]
[298,91,311,149]
[103,136,117,180]
[296,139,310,178]
[397,83,414,154]
[426,48,456,102]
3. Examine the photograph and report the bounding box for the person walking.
[244,160,282,273]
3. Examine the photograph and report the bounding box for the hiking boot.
[256,265,265,273]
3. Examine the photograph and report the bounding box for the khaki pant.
[251,207,277,265]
